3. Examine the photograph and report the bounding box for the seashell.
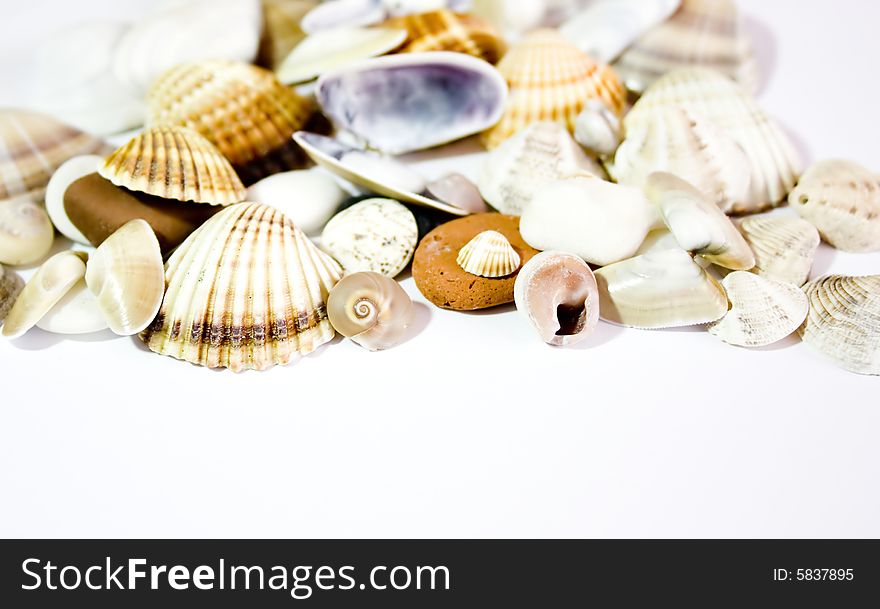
[798,275,880,376]
[788,159,880,253]
[0,109,111,203]
[560,0,681,63]
[457,230,521,277]
[644,172,755,270]
[247,169,349,235]
[613,0,758,96]
[147,60,315,173]
[322,198,418,277]
[513,250,599,346]
[520,176,660,266]
[735,214,819,287]
[471,0,547,40]
[385,0,456,16]
[478,121,605,215]
[317,52,507,154]
[383,9,507,64]
[635,228,682,256]
[276,26,407,84]
[99,127,246,205]
[85,219,164,336]
[113,0,263,95]
[609,105,751,213]
[595,248,728,329]
[45,155,103,245]
[36,279,108,335]
[480,29,626,150]
[573,98,622,157]
[302,0,387,32]
[141,202,342,372]
[0,197,54,266]
[341,151,426,194]
[426,173,489,214]
[327,270,413,350]
[1,251,87,339]
[624,68,801,212]
[707,271,808,348]
[257,0,318,70]
[0,263,24,325]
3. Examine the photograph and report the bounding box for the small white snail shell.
[327,271,413,351]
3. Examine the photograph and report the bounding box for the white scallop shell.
[735,214,819,287]
[457,230,521,278]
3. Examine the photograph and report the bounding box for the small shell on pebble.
[0,263,24,325]
[0,197,55,266]
[327,271,413,351]
[457,230,521,278]
[36,279,108,335]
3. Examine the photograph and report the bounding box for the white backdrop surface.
[0,0,878,538]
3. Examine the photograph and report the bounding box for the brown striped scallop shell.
[384,9,506,64]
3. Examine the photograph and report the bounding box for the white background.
[1,0,878,538]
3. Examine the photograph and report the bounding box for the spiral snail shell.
[327,272,413,351]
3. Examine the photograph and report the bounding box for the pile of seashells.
[1,0,878,375]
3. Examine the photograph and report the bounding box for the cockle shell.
[35,279,108,335]
[478,121,604,215]
[0,197,54,266]
[257,0,318,70]
[798,275,880,376]
[457,230,521,277]
[734,214,819,287]
[595,248,728,329]
[788,159,880,253]
[99,127,246,205]
[384,9,507,64]
[141,202,343,372]
[645,172,755,270]
[708,272,808,347]
[327,271,413,350]
[513,250,599,346]
[573,98,622,157]
[85,219,164,336]
[246,169,349,235]
[0,264,24,325]
[613,0,758,95]
[625,68,801,212]
[317,52,508,154]
[480,29,626,150]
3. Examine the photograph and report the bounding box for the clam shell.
[789,159,880,253]
[246,169,349,235]
[798,275,880,375]
[99,127,246,205]
[384,9,507,64]
[257,0,318,70]
[478,121,604,216]
[457,230,521,277]
[573,98,622,157]
[513,250,600,346]
[327,271,413,350]
[141,202,342,371]
[635,228,683,256]
[708,271,808,347]
[302,0,387,32]
[613,0,758,95]
[35,279,108,335]
[45,154,103,245]
[625,68,801,212]
[0,263,24,325]
[735,214,819,287]
[317,51,508,154]
[0,197,55,266]
[480,29,626,150]
[595,248,728,329]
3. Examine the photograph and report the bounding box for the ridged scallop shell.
[257,0,317,70]
[141,202,342,371]
[625,68,801,212]
[708,271,808,347]
[613,0,758,95]
[457,230,521,277]
[735,214,819,287]
[99,127,246,205]
[0,197,55,266]
[327,271,413,350]
[0,263,24,325]
[798,275,880,376]
[384,9,507,64]
[788,160,880,253]
[0,109,111,203]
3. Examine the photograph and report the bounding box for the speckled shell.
[384,9,507,64]
[457,230,521,277]
[257,0,319,69]
[735,214,819,287]
[141,202,342,372]
[480,29,626,150]
[99,126,246,205]
[0,263,24,325]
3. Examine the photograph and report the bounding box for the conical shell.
[0,197,55,266]
[735,214,819,287]
[625,68,801,212]
[613,0,758,95]
[326,271,413,351]
[0,109,111,202]
[789,159,880,253]
[798,275,880,375]
[257,0,318,70]
[708,271,808,347]
[457,230,521,277]
[384,9,507,64]
[0,263,24,325]
[481,29,626,150]
[99,126,246,205]
[141,202,342,371]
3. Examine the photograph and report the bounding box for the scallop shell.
[0,197,54,266]
[383,9,507,64]
[708,271,808,347]
[0,109,111,203]
[625,68,801,213]
[99,127,246,205]
[35,279,108,335]
[613,0,758,95]
[513,250,599,346]
[595,248,728,329]
[141,202,342,371]
[480,29,626,150]
[735,214,819,287]
[573,98,622,157]
[798,275,880,376]
[327,271,413,350]
[257,0,317,70]
[478,121,604,215]
[457,230,521,277]
[788,159,880,253]
[317,51,508,154]
[0,263,24,325]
